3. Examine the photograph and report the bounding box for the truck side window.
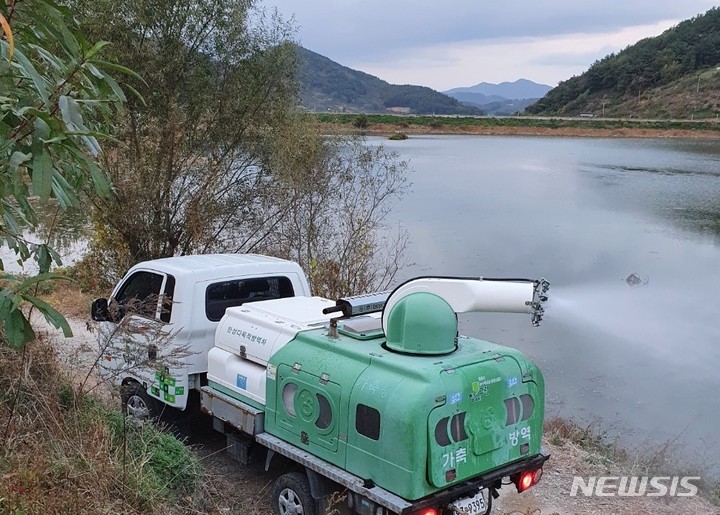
[356,404,381,441]
[113,271,165,320]
[205,276,294,321]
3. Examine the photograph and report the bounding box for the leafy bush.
[353,114,369,129]
[106,411,201,501]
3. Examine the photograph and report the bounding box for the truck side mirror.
[91,298,110,321]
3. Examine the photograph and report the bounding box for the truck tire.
[121,382,161,421]
[272,471,317,515]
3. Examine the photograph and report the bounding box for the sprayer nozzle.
[531,278,550,327]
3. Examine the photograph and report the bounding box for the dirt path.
[38,317,719,515]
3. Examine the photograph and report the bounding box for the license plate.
[450,489,487,515]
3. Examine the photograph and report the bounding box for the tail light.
[533,468,543,484]
[514,467,543,492]
[518,471,534,492]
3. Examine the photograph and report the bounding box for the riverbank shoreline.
[320,121,720,139]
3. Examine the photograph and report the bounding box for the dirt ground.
[37,316,720,515]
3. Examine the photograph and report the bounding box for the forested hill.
[295,46,481,115]
[527,7,720,118]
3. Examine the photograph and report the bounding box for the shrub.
[353,114,369,129]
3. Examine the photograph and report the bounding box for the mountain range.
[443,80,552,115]
[297,5,720,120]
[295,46,550,116]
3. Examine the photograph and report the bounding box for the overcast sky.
[267,1,719,91]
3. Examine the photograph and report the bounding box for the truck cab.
[91,254,310,416]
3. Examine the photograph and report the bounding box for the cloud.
[348,20,681,89]
[272,1,717,56]
[529,47,618,68]
[267,1,719,87]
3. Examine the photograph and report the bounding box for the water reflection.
[35,203,91,250]
[575,138,720,241]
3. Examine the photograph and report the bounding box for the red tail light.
[519,471,534,492]
[419,509,438,515]
[515,467,543,492]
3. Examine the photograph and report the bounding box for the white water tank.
[210,296,337,405]
[215,296,337,366]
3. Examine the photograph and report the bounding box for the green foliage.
[74,0,411,298]
[528,7,720,116]
[0,273,72,348]
[1,339,201,512]
[0,0,127,348]
[353,114,369,129]
[106,411,201,500]
[315,112,720,133]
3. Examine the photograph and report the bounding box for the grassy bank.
[314,112,720,139]
[544,417,720,502]
[0,336,205,514]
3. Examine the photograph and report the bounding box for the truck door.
[98,270,177,399]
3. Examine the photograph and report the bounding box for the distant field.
[314,113,720,138]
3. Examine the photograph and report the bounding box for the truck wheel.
[272,472,316,515]
[121,382,160,421]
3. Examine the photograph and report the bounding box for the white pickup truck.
[91,253,311,418]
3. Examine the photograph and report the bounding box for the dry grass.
[542,416,720,505]
[317,121,720,140]
[40,281,94,320]
[0,338,202,514]
[496,417,720,514]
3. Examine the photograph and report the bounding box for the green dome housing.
[385,292,458,355]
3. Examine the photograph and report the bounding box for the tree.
[0,0,127,347]
[75,0,410,297]
[72,0,298,264]
[261,123,409,298]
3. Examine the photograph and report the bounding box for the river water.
[372,135,720,474]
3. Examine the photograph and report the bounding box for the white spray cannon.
[323,276,549,350]
[380,276,550,333]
